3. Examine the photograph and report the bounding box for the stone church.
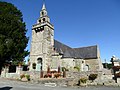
[29,3,103,72]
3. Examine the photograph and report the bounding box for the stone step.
[44,83,57,87]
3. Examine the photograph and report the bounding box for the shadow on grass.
[0,86,12,90]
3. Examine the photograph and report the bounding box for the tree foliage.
[0,1,29,68]
[89,74,98,82]
[102,63,112,69]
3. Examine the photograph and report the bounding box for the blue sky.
[2,0,120,62]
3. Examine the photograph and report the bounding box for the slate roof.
[54,40,98,59]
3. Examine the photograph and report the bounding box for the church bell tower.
[29,3,54,71]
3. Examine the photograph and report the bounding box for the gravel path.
[0,78,120,90]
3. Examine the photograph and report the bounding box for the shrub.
[79,77,87,83]
[89,74,98,81]
[74,66,80,71]
[44,74,48,78]
[25,74,30,81]
[48,73,52,78]
[78,77,87,85]
[20,74,30,81]
[44,73,52,78]
[20,74,25,79]
[62,67,66,71]
[54,73,61,78]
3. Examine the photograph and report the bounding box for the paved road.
[0,78,120,90]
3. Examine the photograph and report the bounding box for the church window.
[39,20,41,23]
[85,64,89,71]
[42,11,44,15]
[82,61,84,63]
[40,26,44,31]
[32,63,36,69]
[37,58,42,64]
[43,18,45,22]
[37,58,43,70]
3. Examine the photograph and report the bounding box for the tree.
[0,1,29,73]
[89,74,98,82]
[102,63,112,69]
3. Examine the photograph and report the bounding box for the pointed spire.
[42,1,46,10]
[38,0,50,23]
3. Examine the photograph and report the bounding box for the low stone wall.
[65,71,120,86]
[0,66,43,80]
[1,71,41,80]
[65,71,102,85]
[66,71,103,79]
[1,68,120,86]
[1,73,19,79]
[20,71,41,80]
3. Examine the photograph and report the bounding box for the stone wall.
[66,70,120,86]
[66,71,103,80]
[85,59,100,71]
[51,55,85,72]
[1,66,120,86]
[0,67,42,80]
[32,70,120,86]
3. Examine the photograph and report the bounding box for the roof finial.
[42,0,46,10]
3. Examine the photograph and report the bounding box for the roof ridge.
[73,45,97,49]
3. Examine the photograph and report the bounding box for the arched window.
[42,11,44,15]
[43,18,45,22]
[84,64,89,71]
[39,20,41,23]
[32,63,36,69]
[82,61,84,63]
[37,58,42,64]
[37,58,43,70]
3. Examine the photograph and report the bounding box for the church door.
[36,58,42,71]
[84,64,89,71]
